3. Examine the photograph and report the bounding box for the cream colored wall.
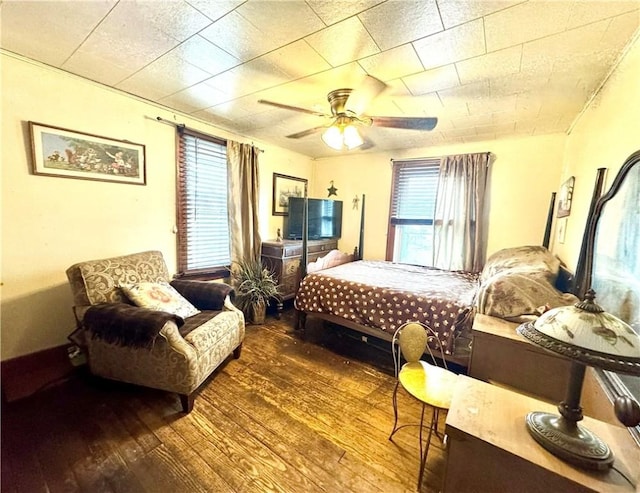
[311,134,567,261]
[1,53,312,360]
[552,33,640,270]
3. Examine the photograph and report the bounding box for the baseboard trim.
[1,344,75,402]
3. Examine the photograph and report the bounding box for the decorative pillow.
[120,281,200,319]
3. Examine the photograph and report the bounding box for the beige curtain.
[227,141,262,264]
[433,153,489,272]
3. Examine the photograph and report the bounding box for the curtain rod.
[390,151,491,163]
[155,116,264,153]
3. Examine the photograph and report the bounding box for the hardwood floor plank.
[2,309,448,493]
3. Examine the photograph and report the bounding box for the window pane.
[393,224,434,266]
[178,132,230,274]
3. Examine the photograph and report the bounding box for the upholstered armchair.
[66,250,245,413]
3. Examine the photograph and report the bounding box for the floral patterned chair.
[66,250,245,413]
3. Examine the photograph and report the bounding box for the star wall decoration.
[327,180,338,197]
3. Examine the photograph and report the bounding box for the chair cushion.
[120,281,200,319]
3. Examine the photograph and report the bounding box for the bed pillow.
[120,281,200,319]
[477,270,578,320]
[481,245,560,283]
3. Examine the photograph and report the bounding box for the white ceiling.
[1,0,639,159]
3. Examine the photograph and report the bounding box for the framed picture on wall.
[272,173,307,216]
[29,122,146,185]
[557,176,575,217]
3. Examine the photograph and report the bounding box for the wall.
[312,134,567,261]
[1,53,312,360]
[553,33,640,270]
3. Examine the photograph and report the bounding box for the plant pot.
[251,299,267,324]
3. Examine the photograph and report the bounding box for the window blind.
[177,130,230,275]
[390,159,441,225]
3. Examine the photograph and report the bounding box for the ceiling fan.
[258,76,438,151]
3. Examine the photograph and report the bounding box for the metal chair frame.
[388,322,452,490]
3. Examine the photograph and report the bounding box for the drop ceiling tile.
[456,45,521,85]
[186,0,245,22]
[403,64,460,95]
[132,0,212,41]
[63,3,183,77]
[117,52,212,100]
[358,0,443,51]
[259,40,332,79]
[467,94,517,115]
[520,19,610,75]
[566,1,639,30]
[358,44,424,81]
[307,0,384,25]
[0,0,116,67]
[305,17,380,67]
[199,11,280,62]
[490,71,550,97]
[160,81,230,113]
[61,53,137,87]
[390,93,443,117]
[413,19,485,70]
[172,35,240,76]
[437,0,524,29]
[484,1,573,52]
[600,10,640,49]
[235,1,325,46]
[437,79,490,103]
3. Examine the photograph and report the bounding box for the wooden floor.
[1,309,450,493]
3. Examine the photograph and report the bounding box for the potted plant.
[232,257,282,324]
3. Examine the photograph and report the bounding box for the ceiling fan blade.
[258,99,329,117]
[371,116,438,131]
[345,75,387,115]
[286,126,326,139]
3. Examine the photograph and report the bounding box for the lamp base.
[525,411,613,470]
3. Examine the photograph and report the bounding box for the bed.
[295,245,576,367]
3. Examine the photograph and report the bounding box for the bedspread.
[294,260,480,355]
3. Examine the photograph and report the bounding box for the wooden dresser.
[444,376,638,493]
[468,314,572,402]
[261,239,337,307]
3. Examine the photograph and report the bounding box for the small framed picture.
[557,176,575,218]
[29,122,146,185]
[272,173,307,216]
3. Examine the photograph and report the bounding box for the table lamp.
[517,289,640,470]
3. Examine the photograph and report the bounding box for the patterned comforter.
[294,260,480,356]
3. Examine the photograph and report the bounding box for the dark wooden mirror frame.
[575,148,640,445]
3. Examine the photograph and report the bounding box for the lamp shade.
[518,290,640,375]
[343,124,364,149]
[321,126,343,150]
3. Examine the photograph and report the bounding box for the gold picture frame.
[29,122,146,185]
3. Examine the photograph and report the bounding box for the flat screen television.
[286,197,343,240]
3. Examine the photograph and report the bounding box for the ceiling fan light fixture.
[321,120,364,151]
[343,124,364,149]
[321,125,343,150]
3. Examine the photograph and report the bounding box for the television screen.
[287,197,343,240]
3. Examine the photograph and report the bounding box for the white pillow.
[120,281,200,319]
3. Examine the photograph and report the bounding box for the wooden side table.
[443,376,639,493]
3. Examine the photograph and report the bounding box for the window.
[387,159,440,266]
[176,129,230,277]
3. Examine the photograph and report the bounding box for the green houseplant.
[232,257,282,324]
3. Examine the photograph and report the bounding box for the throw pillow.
[120,281,200,319]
